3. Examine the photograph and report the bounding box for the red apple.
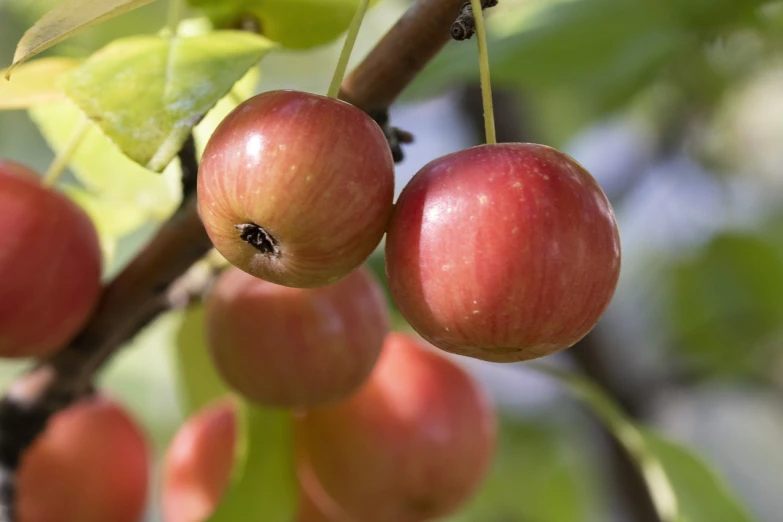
[385,143,621,362]
[162,398,237,522]
[205,265,389,409]
[0,160,102,358]
[17,396,149,522]
[296,332,496,522]
[197,90,395,288]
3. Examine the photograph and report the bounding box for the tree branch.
[0,1,472,520]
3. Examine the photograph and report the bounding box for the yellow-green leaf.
[28,100,181,225]
[192,65,261,157]
[208,403,298,522]
[62,185,149,270]
[171,305,231,416]
[6,0,160,77]
[0,57,80,109]
[61,31,276,171]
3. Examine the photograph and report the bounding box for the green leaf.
[61,185,149,271]
[61,31,276,171]
[6,0,160,77]
[641,429,756,522]
[0,57,79,109]
[170,301,297,521]
[447,418,600,522]
[667,233,783,377]
[28,99,181,221]
[171,305,231,416]
[208,402,298,522]
[192,65,261,157]
[407,0,691,117]
[532,365,757,522]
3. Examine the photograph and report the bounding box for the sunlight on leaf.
[0,57,80,109]
[28,100,181,220]
[6,0,160,77]
[61,31,276,171]
[62,185,149,271]
[192,65,261,157]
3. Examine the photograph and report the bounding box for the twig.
[0,1,471,519]
[367,108,414,163]
[451,0,499,41]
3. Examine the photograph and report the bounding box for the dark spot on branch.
[236,223,281,256]
[451,0,499,41]
[368,109,414,163]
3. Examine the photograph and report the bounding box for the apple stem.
[530,363,681,522]
[470,0,497,145]
[327,0,372,99]
[167,0,183,36]
[43,115,90,187]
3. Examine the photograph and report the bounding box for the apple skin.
[17,397,149,522]
[197,90,395,288]
[296,332,497,522]
[205,265,389,409]
[0,160,102,358]
[162,398,237,522]
[385,143,621,363]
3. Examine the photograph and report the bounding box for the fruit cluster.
[0,84,619,520]
[163,88,621,520]
[196,89,622,363]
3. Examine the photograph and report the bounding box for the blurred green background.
[2,0,783,521]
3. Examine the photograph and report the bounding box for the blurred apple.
[296,332,496,522]
[0,160,102,358]
[162,398,237,522]
[205,266,389,408]
[17,397,148,522]
[187,0,380,49]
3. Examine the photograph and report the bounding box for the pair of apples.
[197,89,622,365]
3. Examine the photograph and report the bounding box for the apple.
[296,332,497,522]
[205,265,389,408]
[197,90,394,288]
[17,396,148,522]
[0,160,102,358]
[187,0,379,50]
[162,398,237,522]
[249,0,381,50]
[385,143,621,363]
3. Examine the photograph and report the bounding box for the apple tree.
[0,0,775,521]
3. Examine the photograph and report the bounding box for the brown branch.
[0,1,471,520]
[339,0,466,112]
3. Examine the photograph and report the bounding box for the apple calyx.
[235,223,281,257]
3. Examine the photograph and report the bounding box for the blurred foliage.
[667,233,783,380]
[407,0,779,146]
[447,418,601,522]
[642,428,755,522]
[187,0,382,49]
